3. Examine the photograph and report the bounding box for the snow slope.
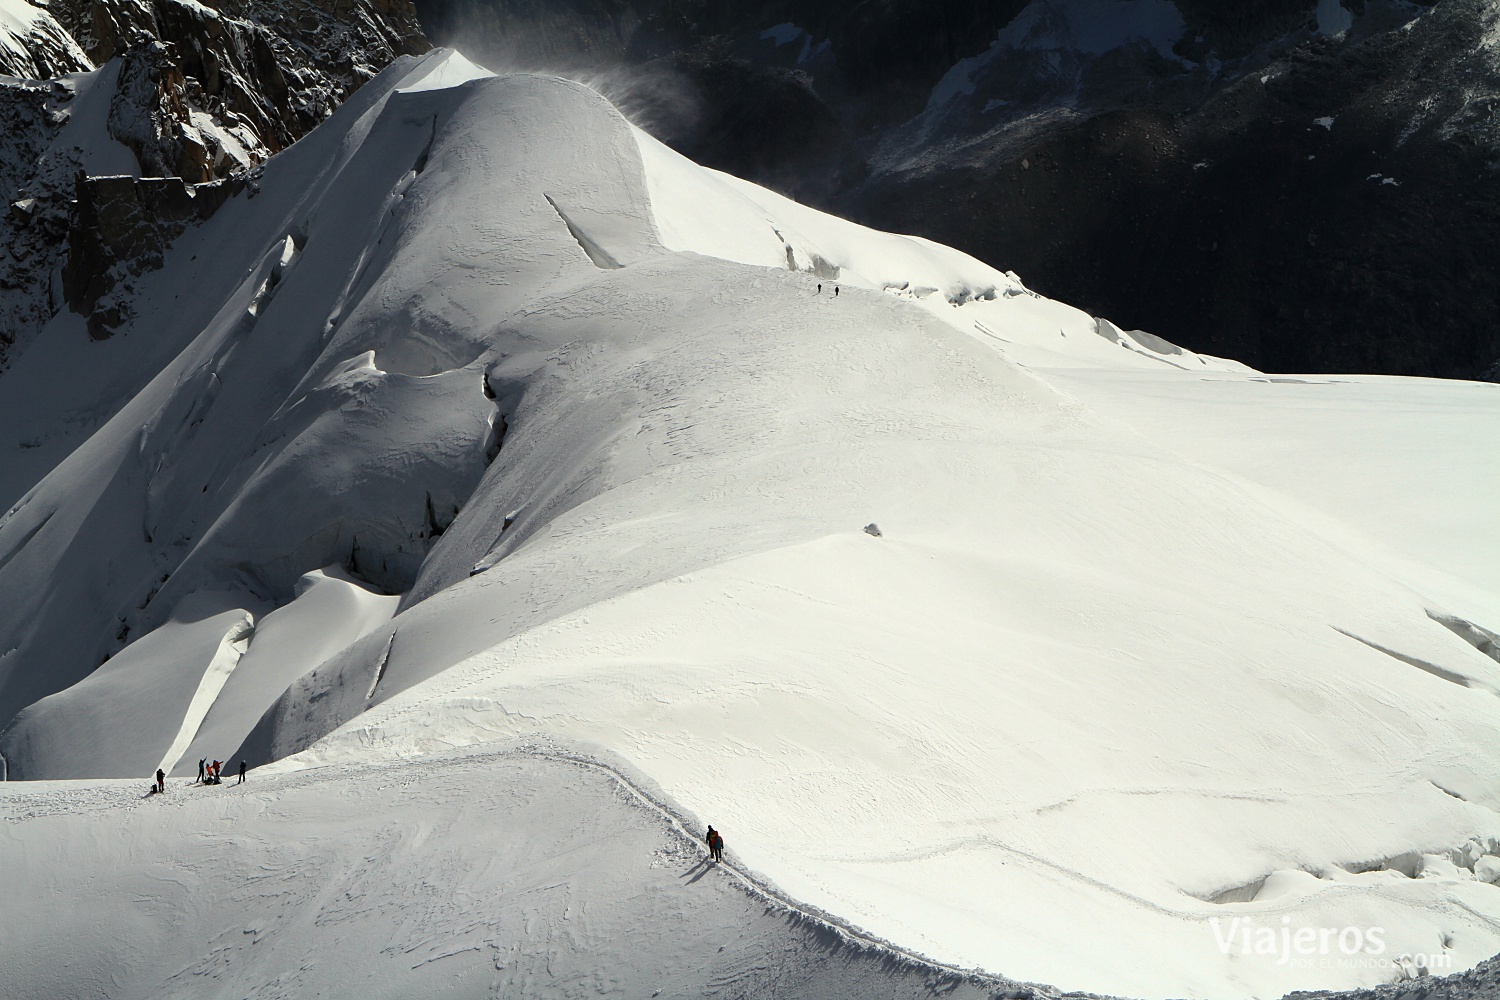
[0,47,1497,1000]
[1032,368,1500,624]
[0,742,1007,1000]
[1,590,260,780]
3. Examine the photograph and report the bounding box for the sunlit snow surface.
[1,49,1498,1000]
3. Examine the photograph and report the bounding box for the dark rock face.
[38,0,432,180]
[417,0,1499,379]
[0,0,431,362]
[107,39,214,182]
[63,171,244,338]
[856,0,1500,379]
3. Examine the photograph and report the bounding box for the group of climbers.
[148,758,246,795]
[197,757,246,786]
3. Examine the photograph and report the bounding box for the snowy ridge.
[0,47,1496,1000]
[0,741,1039,1000]
[633,123,1248,374]
[495,739,1044,992]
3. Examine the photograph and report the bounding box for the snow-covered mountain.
[416,0,1500,381]
[1,44,1497,1000]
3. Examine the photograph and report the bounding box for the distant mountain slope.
[856,0,1500,379]
[0,49,1495,999]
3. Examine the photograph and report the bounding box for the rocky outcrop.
[0,75,73,344]
[0,0,430,362]
[0,2,92,80]
[47,0,431,179]
[63,171,243,338]
[106,38,215,180]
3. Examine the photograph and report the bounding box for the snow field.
[0,742,1009,1000]
[0,47,1495,999]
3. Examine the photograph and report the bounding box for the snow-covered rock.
[0,0,89,80]
[0,0,430,368]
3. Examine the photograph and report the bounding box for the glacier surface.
[0,47,1497,1000]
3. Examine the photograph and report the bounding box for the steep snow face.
[0,47,1498,1000]
[1,591,260,780]
[169,566,398,777]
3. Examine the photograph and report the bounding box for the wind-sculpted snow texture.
[0,48,1498,1000]
[0,743,1017,1000]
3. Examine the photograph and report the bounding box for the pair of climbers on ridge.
[705,825,725,863]
[814,283,840,297]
